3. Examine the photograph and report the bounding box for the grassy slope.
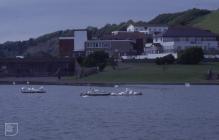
[193,10,219,34]
[71,63,219,83]
[148,8,211,26]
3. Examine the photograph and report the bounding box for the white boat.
[80,88,110,97]
[21,86,46,93]
[110,88,142,96]
[185,83,191,87]
[114,85,119,88]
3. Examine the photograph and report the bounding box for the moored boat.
[21,86,46,93]
[81,88,142,97]
[110,88,142,96]
[80,89,110,97]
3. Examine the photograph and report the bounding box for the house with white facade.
[113,24,168,36]
[153,27,219,53]
[126,24,147,34]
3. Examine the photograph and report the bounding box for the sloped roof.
[163,26,217,37]
[102,32,146,40]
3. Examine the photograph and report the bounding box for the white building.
[74,30,88,52]
[74,30,88,56]
[153,27,219,53]
[126,24,169,35]
[126,24,146,33]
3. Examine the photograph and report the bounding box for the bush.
[178,47,204,64]
[84,51,109,71]
[155,54,175,65]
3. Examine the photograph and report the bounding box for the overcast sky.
[0,0,218,43]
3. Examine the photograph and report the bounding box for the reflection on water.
[0,85,219,140]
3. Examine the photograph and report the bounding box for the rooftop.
[86,40,134,42]
[59,37,74,40]
[146,25,168,28]
[163,27,217,37]
[102,32,146,40]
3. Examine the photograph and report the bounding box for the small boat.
[114,85,119,88]
[80,89,110,97]
[80,93,111,97]
[185,83,191,87]
[110,88,143,96]
[21,86,46,93]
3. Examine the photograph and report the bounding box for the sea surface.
[0,85,219,140]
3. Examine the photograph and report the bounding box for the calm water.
[0,85,219,140]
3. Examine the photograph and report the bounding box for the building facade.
[153,27,219,53]
[102,32,147,54]
[74,30,88,56]
[59,37,74,57]
[85,40,135,57]
[59,30,88,57]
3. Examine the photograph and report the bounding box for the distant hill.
[0,8,217,58]
[148,8,211,25]
[0,30,75,58]
[193,10,219,34]
[0,20,148,58]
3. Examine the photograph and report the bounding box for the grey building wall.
[85,40,135,57]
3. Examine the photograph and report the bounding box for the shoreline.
[0,77,219,86]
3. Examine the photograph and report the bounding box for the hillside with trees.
[0,8,217,58]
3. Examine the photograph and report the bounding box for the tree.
[84,51,109,71]
[155,54,175,65]
[178,47,204,64]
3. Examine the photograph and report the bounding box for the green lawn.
[68,62,219,83]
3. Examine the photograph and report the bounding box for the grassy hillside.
[148,8,211,26]
[193,10,219,34]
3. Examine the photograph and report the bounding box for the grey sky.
[0,0,218,43]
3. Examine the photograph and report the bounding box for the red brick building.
[59,37,74,57]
